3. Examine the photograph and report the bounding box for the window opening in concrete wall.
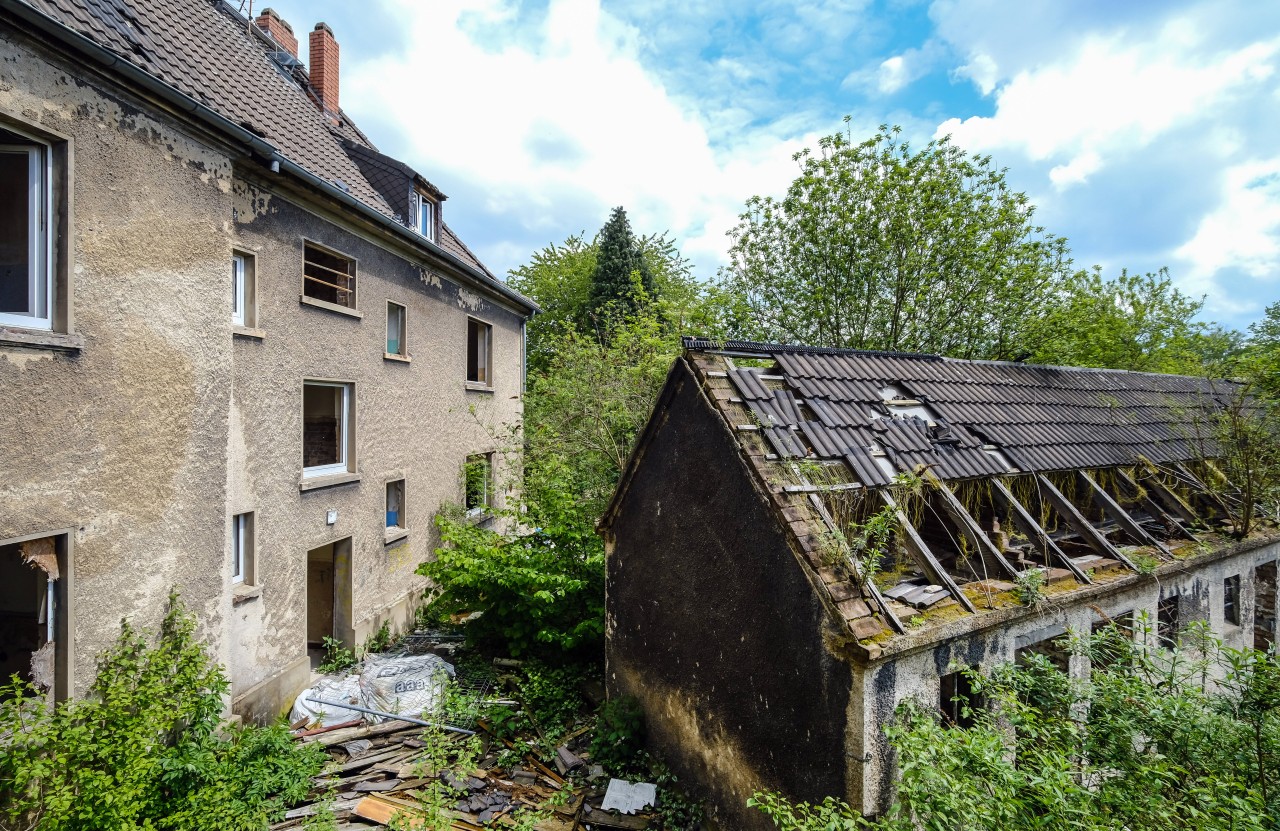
[467,318,491,385]
[231,251,256,327]
[0,534,67,700]
[465,453,492,515]
[386,479,405,529]
[0,135,51,330]
[1015,636,1070,673]
[413,191,437,243]
[939,668,981,728]
[232,512,254,585]
[306,538,353,668]
[303,241,355,309]
[1157,595,1180,648]
[386,301,406,356]
[1090,610,1134,669]
[1255,561,1277,651]
[303,381,352,477]
[1224,574,1241,626]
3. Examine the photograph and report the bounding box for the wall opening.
[1256,560,1276,652]
[306,538,353,668]
[0,533,69,700]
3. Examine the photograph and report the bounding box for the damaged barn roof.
[607,338,1269,657]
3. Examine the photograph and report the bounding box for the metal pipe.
[306,697,476,735]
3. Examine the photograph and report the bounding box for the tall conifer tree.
[587,206,656,329]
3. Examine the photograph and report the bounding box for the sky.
[262,0,1280,331]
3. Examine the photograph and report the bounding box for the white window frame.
[303,381,352,478]
[415,193,436,243]
[231,253,246,326]
[231,512,251,585]
[0,140,52,330]
[386,300,407,356]
[464,453,492,517]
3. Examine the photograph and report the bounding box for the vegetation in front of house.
[750,618,1280,831]
[0,593,325,831]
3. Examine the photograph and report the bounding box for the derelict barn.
[600,338,1280,830]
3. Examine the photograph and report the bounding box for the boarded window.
[303,242,355,308]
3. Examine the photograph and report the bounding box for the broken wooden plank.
[1035,474,1137,572]
[1078,470,1173,558]
[879,490,977,614]
[990,478,1091,585]
[924,472,1021,581]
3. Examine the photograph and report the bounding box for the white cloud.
[342,0,815,278]
[954,52,997,94]
[1175,158,1280,296]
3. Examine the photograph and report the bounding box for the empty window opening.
[0,135,51,329]
[465,453,492,515]
[386,301,407,356]
[303,381,352,477]
[303,242,356,309]
[231,512,254,585]
[1157,595,1180,648]
[414,192,437,242]
[0,535,66,700]
[231,251,256,327]
[467,318,492,384]
[1090,610,1134,669]
[1015,636,1070,674]
[386,479,405,530]
[306,538,353,669]
[1255,561,1276,651]
[1224,574,1241,626]
[940,668,982,728]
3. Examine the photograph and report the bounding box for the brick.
[837,597,871,618]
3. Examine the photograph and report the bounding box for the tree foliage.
[1026,267,1210,373]
[720,122,1074,359]
[0,593,323,831]
[752,620,1280,831]
[587,206,658,330]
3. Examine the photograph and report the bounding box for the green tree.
[1027,267,1210,373]
[1245,301,1280,397]
[720,121,1074,359]
[587,206,658,332]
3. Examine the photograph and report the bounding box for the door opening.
[306,538,353,671]
[0,535,66,700]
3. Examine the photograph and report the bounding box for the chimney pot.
[253,7,297,58]
[309,22,340,117]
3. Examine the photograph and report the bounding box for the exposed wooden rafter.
[1035,474,1139,572]
[806,493,907,634]
[1078,470,1174,559]
[879,490,977,614]
[990,478,1092,584]
[923,472,1022,581]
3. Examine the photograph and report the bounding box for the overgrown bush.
[0,593,324,831]
[590,695,646,774]
[753,618,1280,831]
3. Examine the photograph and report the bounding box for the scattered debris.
[601,779,657,814]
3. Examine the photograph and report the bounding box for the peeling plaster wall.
[225,187,524,704]
[1,29,525,715]
[605,360,855,831]
[854,539,1280,813]
[0,32,234,692]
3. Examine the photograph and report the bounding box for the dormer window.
[413,192,437,243]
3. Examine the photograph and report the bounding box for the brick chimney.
[254,8,297,58]
[309,22,340,117]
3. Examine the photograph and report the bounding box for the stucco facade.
[0,6,532,719]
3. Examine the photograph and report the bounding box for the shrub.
[590,696,646,774]
[0,593,324,831]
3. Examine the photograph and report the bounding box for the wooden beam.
[1078,471,1174,558]
[1173,461,1234,518]
[879,490,977,614]
[1114,469,1198,541]
[1035,474,1138,572]
[806,494,906,634]
[923,472,1021,581]
[1135,459,1199,524]
[990,478,1091,584]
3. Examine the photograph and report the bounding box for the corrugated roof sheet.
[705,339,1235,482]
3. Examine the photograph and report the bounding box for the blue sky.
[263,0,1280,331]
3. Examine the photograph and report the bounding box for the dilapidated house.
[601,338,1279,829]
[0,0,535,718]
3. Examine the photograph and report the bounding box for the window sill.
[385,527,409,545]
[384,352,411,363]
[465,381,495,393]
[0,326,83,353]
[298,471,361,492]
[465,509,494,526]
[232,584,262,605]
[232,325,266,340]
[299,295,364,319]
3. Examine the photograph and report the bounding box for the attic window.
[413,192,437,243]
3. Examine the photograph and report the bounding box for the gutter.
[2,0,539,316]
